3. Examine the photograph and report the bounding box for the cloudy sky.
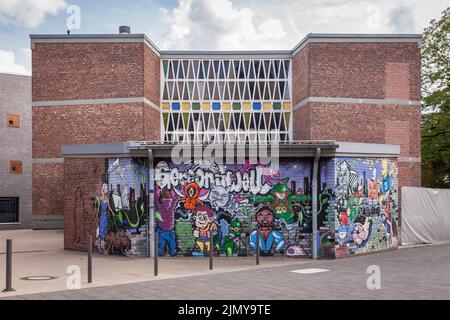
[0,0,448,75]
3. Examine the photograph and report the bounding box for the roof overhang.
[61,140,400,159]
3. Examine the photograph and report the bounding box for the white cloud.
[159,0,288,50]
[388,5,418,33]
[0,0,67,28]
[0,49,31,75]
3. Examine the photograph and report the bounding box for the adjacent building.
[30,31,422,258]
[0,72,32,230]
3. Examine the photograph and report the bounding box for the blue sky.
[0,0,448,75]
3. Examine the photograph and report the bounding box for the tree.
[421,7,450,188]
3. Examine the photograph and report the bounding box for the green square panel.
[233,103,241,110]
[273,102,282,110]
[192,103,201,110]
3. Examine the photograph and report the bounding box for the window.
[161,58,293,143]
[7,114,20,128]
[0,198,19,223]
[10,160,23,174]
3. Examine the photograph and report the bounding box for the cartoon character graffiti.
[191,206,217,256]
[181,182,203,210]
[249,207,286,256]
[249,180,297,229]
[207,185,241,217]
[336,160,359,206]
[221,219,243,257]
[95,183,115,254]
[155,188,178,256]
[352,217,372,248]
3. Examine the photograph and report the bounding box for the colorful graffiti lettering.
[154,158,335,258]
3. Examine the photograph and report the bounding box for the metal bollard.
[209,235,214,271]
[87,235,93,284]
[3,239,15,292]
[256,227,260,266]
[154,229,158,277]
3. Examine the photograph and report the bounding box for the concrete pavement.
[1,229,450,299]
[0,230,308,297]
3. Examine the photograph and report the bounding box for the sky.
[0,0,448,75]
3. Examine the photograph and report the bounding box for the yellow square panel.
[243,102,251,111]
[222,102,231,110]
[283,103,292,110]
[202,103,211,111]
[263,102,272,110]
[162,103,170,111]
[182,103,190,111]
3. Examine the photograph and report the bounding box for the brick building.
[30,32,421,258]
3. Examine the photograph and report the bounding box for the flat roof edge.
[335,141,400,156]
[30,33,422,57]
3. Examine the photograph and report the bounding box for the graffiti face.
[352,218,371,247]
[181,182,202,210]
[193,208,213,229]
[209,185,231,209]
[228,220,242,239]
[101,183,108,196]
[256,208,274,229]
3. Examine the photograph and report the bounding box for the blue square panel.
[172,103,181,111]
[253,102,261,110]
[212,103,221,111]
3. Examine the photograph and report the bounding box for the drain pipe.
[312,148,321,260]
[148,149,155,258]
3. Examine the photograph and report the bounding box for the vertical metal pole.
[148,149,155,258]
[154,228,158,277]
[312,148,321,260]
[209,234,213,270]
[3,239,14,292]
[87,235,92,284]
[256,227,260,265]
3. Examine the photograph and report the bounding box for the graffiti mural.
[154,158,335,257]
[334,158,399,258]
[94,158,149,256]
[90,156,398,258]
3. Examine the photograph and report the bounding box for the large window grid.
[161,58,293,144]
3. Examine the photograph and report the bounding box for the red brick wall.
[33,103,156,158]
[64,158,104,251]
[144,45,161,106]
[292,46,310,105]
[292,41,422,193]
[32,43,146,102]
[33,163,64,216]
[296,102,421,155]
[143,106,161,141]
[295,42,421,100]
[32,40,161,218]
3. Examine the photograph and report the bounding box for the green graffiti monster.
[221,220,243,257]
[249,181,298,226]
